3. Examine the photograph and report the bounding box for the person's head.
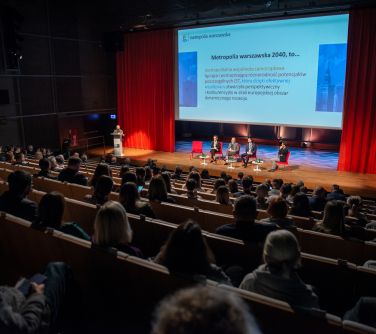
[267,196,289,219]
[135,167,146,179]
[321,200,345,234]
[279,183,292,199]
[242,176,253,192]
[263,230,301,274]
[200,169,210,179]
[213,135,218,141]
[152,166,161,176]
[247,137,252,143]
[8,170,32,197]
[67,156,81,172]
[48,156,57,170]
[237,172,244,181]
[94,175,113,200]
[280,141,286,149]
[290,184,301,198]
[39,158,51,172]
[5,151,14,163]
[152,286,260,334]
[231,137,236,144]
[213,178,226,193]
[347,196,362,216]
[174,166,183,177]
[233,195,257,224]
[256,184,269,199]
[121,172,137,186]
[81,153,88,163]
[313,186,326,198]
[216,185,231,205]
[155,220,214,275]
[220,171,227,180]
[116,124,121,130]
[35,151,43,161]
[149,175,168,202]
[144,166,152,182]
[161,172,173,193]
[228,179,238,193]
[37,192,65,229]
[55,154,64,166]
[27,144,34,152]
[332,184,344,193]
[185,179,197,193]
[187,171,201,189]
[14,152,25,163]
[93,163,112,180]
[93,201,132,247]
[119,182,140,210]
[291,192,311,216]
[271,178,283,190]
[119,165,130,178]
[71,152,80,158]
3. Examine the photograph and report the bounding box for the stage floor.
[88,146,376,199]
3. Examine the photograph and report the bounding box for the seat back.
[191,141,203,154]
[64,198,98,235]
[33,177,70,196]
[0,168,12,181]
[0,180,8,194]
[68,183,93,201]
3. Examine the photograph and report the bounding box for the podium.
[111,131,124,157]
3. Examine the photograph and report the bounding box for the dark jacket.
[309,196,327,212]
[123,203,156,219]
[215,220,277,243]
[326,190,346,202]
[260,217,296,229]
[278,147,289,162]
[34,171,57,180]
[0,286,49,334]
[0,191,38,222]
[240,264,319,309]
[58,168,87,186]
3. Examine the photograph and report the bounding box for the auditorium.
[1,0,376,333]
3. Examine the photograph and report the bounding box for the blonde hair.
[263,230,301,271]
[94,201,132,246]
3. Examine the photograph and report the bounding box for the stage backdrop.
[338,8,376,174]
[116,30,175,152]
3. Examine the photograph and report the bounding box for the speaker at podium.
[111,125,124,157]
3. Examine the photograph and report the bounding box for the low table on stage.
[199,154,209,166]
[227,157,237,169]
[252,159,264,171]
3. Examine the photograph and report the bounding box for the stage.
[88,145,376,199]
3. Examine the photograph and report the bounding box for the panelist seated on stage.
[241,138,257,168]
[271,141,289,171]
[209,135,220,162]
[225,137,240,162]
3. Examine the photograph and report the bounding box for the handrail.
[74,135,106,156]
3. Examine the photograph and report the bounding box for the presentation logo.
[183,34,189,43]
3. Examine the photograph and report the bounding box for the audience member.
[216,185,232,206]
[93,201,143,257]
[261,196,295,229]
[58,157,88,186]
[171,166,183,180]
[186,171,202,191]
[237,172,244,186]
[185,179,201,200]
[211,178,226,194]
[216,195,276,243]
[0,170,37,221]
[313,200,346,236]
[161,172,177,194]
[85,175,113,206]
[240,230,319,309]
[55,155,65,169]
[121,171,137,186]
[149,175,176,203]
[286,184,300,204]
[289,193,313,217]
[309,186,327,212]
[346,196,369,227]
[48,156,58,171]
[269,178,283,196]
[119,182,155,218]
[34,158,56,179]
[255,184,269,210]
[90,163,112,188]
[200,169,210,179]
[119,165,130,178]
[344,297,376,329]
[279,183,292,199]
[326,184,346,201]
[32,192,90,240]
[144,166,152,183]
[234,176,253,197]
[228,179,239,194]
[154,220,231,284]
[13,152,28,165]
[151,286,261,334]
[135,167,146,187]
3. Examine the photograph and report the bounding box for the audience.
[216,195,276,243]
[216,185,232,206]
[152,286,261,334]
[148,175,176,203]
[269,178,283,196]
[121,171,137,186]
[228,179,239,194]
[186,171,202,191]
[154,220,231,284]
[161,171,176,194]
[289,193,313,218]
[90,163,112,188]
[119,182,155,218]
[313,200,346,236]
[93,201,143,257]
[234,176,253,197]
[0,170,38,221]
[135,167,146,187]
[255,183,269,210]
[32,192,90,240]
[185,178,201,200]
[261,196,295,229]
[346,196,369,227]
[85,175,113,206]
[240,230,319,309]
[309,186,327,212]
[58,157,88,186]
[211,178,226,194]
[55,154,65,169]
[34,158,56,179]
[326,184,346,201]
[200,169,210,179]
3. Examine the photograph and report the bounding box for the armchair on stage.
[111,125,124,157]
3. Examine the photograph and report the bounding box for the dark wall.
[0,0,117,150]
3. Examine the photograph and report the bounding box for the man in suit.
[226,137,240,163]
[270,141,289,171]
[210,135,220,162]
[58,156,88,186]
[241,138,257,168]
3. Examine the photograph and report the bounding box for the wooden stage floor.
[89,147,376,198]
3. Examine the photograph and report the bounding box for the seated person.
[151,286,260,334]
[313,200,346,236]
[326,184,346,201]
[185,171,203,192]
[216,185,232,206]
[119,182,155,218]
[148,175,176,203]
[279,183,292,200]
[171,166,183,180]
[269,178,283,196]
[55,155,65,170]
[13,152,28,166]
[240,230,319,309]
[200,169,210,180]
[241,137,257,168]
[225,137,240,163]
[255,183,269,210]
[309,186,327,212]
[289,192,313,218]
[32,192,90,240]
[85,175,113,206]
[58,157,88,186]
[209,135,221,162]
[228,179,239,195]
[185,178,201,200]
[0,170,37,221]
[89,163,112,188]
[211,178,226,194]
[261,196,295,229]
[135,167,146,187]
[154,220,231,285]
[161,172,177,194]
[215,195,277,243]
[121,171,137,186]
[93,201,143,257]
[345,196,369,227]
[344,297,376,329]
[0,262,71,334]
[234,176,253,197]
[271,141,289,171]
[34,158,57,180]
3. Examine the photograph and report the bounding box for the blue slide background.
[179,52,198,107]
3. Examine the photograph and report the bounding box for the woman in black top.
[119,182,155,218]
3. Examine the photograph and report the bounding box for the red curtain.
[338,9,376,173]
[116,30,175,152]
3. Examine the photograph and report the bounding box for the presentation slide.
[177,14,349,129]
